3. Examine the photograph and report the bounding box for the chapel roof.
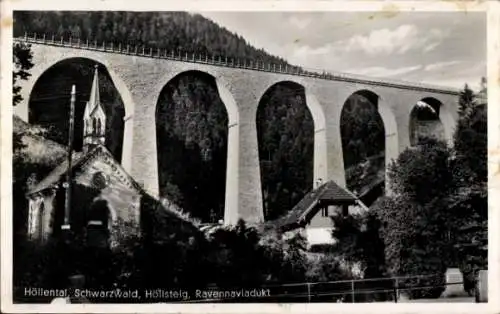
[26,144,143,196]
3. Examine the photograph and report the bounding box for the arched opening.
[92,118,97,135]
[256,81,314,220]
[340,90,386,201]
[409,97,445,146]
[155,70,229,223]
[86,199,111,247]
[88,200,110,225]
[28,58,125,161]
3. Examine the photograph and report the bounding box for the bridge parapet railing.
[15,33,460,95]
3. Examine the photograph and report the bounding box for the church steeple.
[83,65,106,153]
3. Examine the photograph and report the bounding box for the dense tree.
[331,212,386,280]
[341,95,385,169]
[257,84,314,220]
[330,211,391,301]
[371,138,454,299]
[454,87,487,181]
[457,84,476,119]
[448,84,487,294]
[13,42,34,106]
[12,119,68,298]
[361,83,487,299]
[387,138,453,204]
[156,73,228,222]
[12,117,68,247]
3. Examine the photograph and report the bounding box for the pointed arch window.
[92,118,97,135]
[38,201,45,240]
[97,119,102,135]
[85,119,90,135]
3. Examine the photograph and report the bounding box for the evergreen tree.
[13,42,34,107]
[457,84,476,120]
[448,85,487,295]
[454,85,487,182]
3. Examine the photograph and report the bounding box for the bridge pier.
[129,94,160,198]
[304,92,329,187]
[223,117,264,225]
[121,114,134,174]
[221,83,264,225]
[377,94,399,197]
[439,99,458,148]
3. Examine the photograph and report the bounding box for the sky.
[199,11,486,91]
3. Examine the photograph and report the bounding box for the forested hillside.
[13,11,288,65]
[14,11,385,222]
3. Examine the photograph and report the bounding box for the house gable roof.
[269,180,359,232]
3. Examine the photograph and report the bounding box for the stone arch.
[256,80,327,182]
[255,80,326,219]
[25,56,135,121]
[154,69,239,223]
[409,96,452,146]
[23,55,136,170]
[256,80,326,133]
[339,89,398,195]
[152,70,239,127]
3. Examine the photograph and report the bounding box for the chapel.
[26,65,143,247]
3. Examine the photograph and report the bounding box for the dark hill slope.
[13,11,289,65]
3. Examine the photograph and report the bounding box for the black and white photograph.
[1,1,494,312]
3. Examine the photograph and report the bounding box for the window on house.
[342,205,349,216]
[321,207,328,217]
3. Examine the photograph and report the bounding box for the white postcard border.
[1,1,498,313]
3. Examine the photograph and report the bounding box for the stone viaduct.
[14,35,460,226]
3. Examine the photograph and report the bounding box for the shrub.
[373,195,448,299]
